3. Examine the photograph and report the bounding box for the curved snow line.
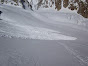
[58,42,88,66]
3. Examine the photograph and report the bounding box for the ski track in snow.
[58,42,88,66]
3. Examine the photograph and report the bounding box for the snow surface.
[0,4,77,40]
[37,7,86,24]
[0,4,88,66]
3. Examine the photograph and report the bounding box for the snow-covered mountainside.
[0,3,88,66]
[0,4,88,40]
[0,4,78,40]
[34,0,88,18]
[0,0,88,18]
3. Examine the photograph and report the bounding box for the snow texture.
[0,4,77,40]
[0,3,88,66]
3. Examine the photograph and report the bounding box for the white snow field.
[0,4,88,66]
[0,4,77,40]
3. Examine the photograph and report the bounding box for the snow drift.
[0,5,77,40]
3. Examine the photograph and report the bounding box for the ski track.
[58,42,88,66]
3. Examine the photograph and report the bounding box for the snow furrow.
[58,42,88,66]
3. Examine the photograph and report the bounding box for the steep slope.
[0,0,32,10]
[0,0,88,18]
[29,0,88,18]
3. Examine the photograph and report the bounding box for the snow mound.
[0,20,76,40]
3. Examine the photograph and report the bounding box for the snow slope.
[37,7,85,24]
[0,4,77,40]
[0,4,88,66]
